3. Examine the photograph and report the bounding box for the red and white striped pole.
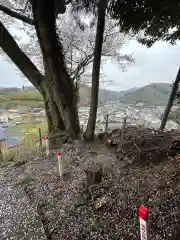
[42,136,45,148]
[139,205,149,240]
[45,136,49,156]
[58,152,63,177]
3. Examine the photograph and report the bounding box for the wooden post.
[0,147,2,162]
[121,117,126,139]
[81,124,84,140]
[102,113,109,142]
[39,128,42,147]
[105,114,109,133]
[118,117,127,152]
[0,140,8,160]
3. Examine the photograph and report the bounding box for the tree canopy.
[0,0,134,138]
[0,0,133,85]
[109,0,180,47]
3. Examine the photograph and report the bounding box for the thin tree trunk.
[160,67,180,130]
[31,0,80,139]
[84,0,108,140]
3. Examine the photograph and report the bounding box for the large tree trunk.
[0,20,66,134]
[43,96,54,133]
[31,0,80,139]
[43,92,65,134]
[84,0,108,141]
[160,67,180,130]
[42,60,65,133]
[41,89,65,134]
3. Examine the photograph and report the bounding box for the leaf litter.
[1,126,180,239]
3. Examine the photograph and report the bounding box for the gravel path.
[0,181,47,240]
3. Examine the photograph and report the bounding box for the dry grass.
[1,145,33,168]
[0,121,47,167]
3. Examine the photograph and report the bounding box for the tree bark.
[84,0,108,140]
[0,4,34,25]
[160,67,180,130]
[43,96,54,133]
[31,0,80,139]
[43,60,65,133]
[0,20,66,134]
[41,89,65,133]
[0,21,43,91]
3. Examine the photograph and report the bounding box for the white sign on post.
[45,136,49,156]
[139,205,149,240]
[58,152,63,177]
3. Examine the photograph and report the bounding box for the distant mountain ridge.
[98,87,138,103]
[0,85,138,105]
[0,83,171,106]
[120,83,172,105]
[125,87,138,94]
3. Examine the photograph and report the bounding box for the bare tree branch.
[0,21,43,90]
[0,4,34,25]
[71,52,94,80]
[0,2,133,88]
[65,0,73,5]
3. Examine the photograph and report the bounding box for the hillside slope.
[0,83,172,106]
[121,83,172,105]
[79,84,126,104]
[0,85,123,107]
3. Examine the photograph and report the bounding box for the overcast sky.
[0,39,179,91]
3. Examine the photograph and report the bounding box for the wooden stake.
[58,152,63,177]
[39,128,42,147]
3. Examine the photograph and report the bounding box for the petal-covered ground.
[1,128,180,239]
